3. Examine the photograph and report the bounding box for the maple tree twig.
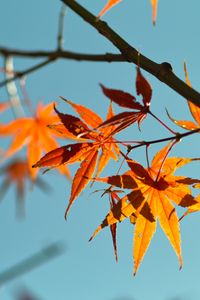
[0,57,56,88]
[128,127,200,150]
[0,46,125,61]
[61,0,200,108]
[57,4,67,50]
[0,48,125,88]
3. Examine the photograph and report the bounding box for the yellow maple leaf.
[90,142,200,274]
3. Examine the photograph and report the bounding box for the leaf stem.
[155,140,178,182]
[148,110,176,134]
[104,127,200,150]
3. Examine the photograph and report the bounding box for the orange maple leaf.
[151,0,158,25]
[33,99,120,218]
[94,187,125,261]
[98,0,121,18]
[98,0,158,25]
[167,63,200,131]
[0,102,71,180]
[179,182,200,220]
[90,142,200,274]
[0,158,49,217]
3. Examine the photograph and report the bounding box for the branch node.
[157,62,173,81]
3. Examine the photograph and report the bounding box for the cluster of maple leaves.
[1,62,200,274]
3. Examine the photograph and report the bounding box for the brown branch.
[0,57,55,88]
[61,0,200,108]
[0,48,125,87]
[0,46,125,62]
[128,127,200,151]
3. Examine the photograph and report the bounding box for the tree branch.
[61,0,200,108]
[0,57,55,88]
[129,127,200,150]
[0,46,125,62]
[57,4,67,50]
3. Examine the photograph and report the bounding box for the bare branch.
[57,4,67,50]
[128,127,200,151]
[0,46,125,61]
[61,0,200,108]
[0,58,55,88]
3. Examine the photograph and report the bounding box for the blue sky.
[0,1,200,300]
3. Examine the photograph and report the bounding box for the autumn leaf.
[179,180,200,220]
[90,142,200,274]
[98,67,152,134]
[98,0,158,25]
[33,99,120,218]
[151,0,158,25]
[98,0,121,18]
[101,188,125,261]
[167,63,200,131]
[0,102,71,180]
[0,158,49,217]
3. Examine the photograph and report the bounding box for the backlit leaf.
[0,102,72,179]
[151,0,158,25]
[136,67,152,107]
[98,0,121,18]
[100,84,142,110]
[65,149,98,218]
[90,143,199,273]
[167,63,200,130]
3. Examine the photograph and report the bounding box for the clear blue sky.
[0,1,200,299]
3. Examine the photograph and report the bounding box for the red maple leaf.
[97,67,152,135]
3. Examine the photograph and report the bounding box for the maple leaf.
[97,187,125,261]
[33,99,120,218]
[167,63,200,131]
[98,67,152,135]
[0,158,49,217]
[98,0,121,18]
[179,181,200,220]
[151,0,158,25]
[0,102,71,180]
[98,0,158,25]
[89,142,200,274]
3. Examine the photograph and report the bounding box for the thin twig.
[57,4,67,50]
[129,127,200,151]
[0,242,65,285]
[61,0,200,108]
[0,58,55,88]
[0,46,125,61]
